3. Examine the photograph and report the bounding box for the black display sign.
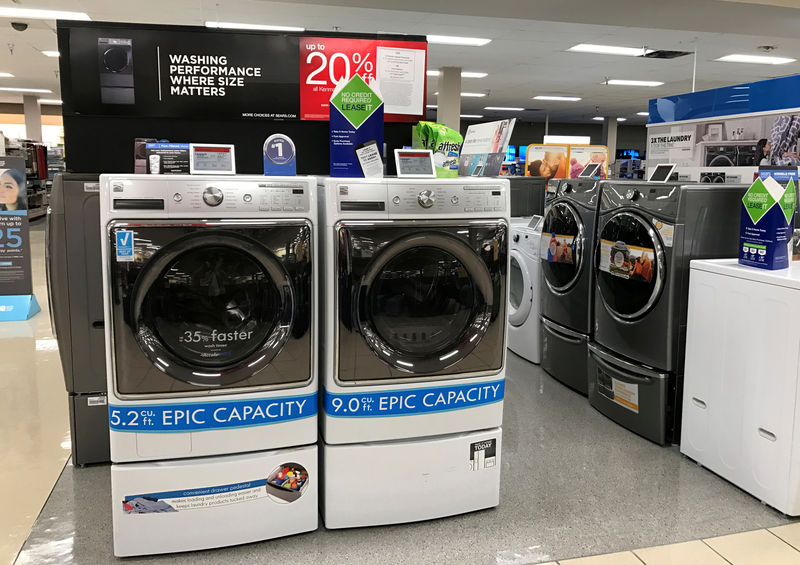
[60,23,301,120]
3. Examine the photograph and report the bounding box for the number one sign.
[0,156,41,321]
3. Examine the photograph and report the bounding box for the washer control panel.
[387,182,506,215]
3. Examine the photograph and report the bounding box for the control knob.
[513,234,520,243]
[203,186,224,207]
[626,189,641,201]
[417,190,435,208]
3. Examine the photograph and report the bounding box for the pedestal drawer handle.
[758,428,777,442]
[692,397,707,409]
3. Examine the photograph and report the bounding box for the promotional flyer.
[598,239,655,283]
[568,145,609,179]
[739,175,796,270]
[329,75,384,177]
[458,119,515,177]
[541,233,575,264]
[525,145,568,180]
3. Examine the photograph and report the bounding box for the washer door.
[128,231,294,387]
[540,201,584,293]
[508,249,533,327]
[596,212,666,320]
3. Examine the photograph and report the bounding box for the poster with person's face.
[568,145,609,179]
[525,145,568,180]
[0,157,32,297]
[598,239,655,283]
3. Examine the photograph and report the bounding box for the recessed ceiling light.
[0,7,90,20]
[568,43,653,57]
[426,70,488,78]
[38,99,62,105]
[533,95,582,102]
[617,117,627,122]
[205,21,305,32]
[427,35,491,47]
[434,92,486,97]
[606,79,664,87]
[460,114,483,119]
[42,51,60,58]
[636,112,649,116]
[716,54,796,65]
[484,106,524,111]
[0,87,52,93]
[0,72,13,78]
[592,117,605,121]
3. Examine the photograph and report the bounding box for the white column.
[23,95,42,142]
[437,67,461,132]
[602,117,618,164]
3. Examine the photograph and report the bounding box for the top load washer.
[101,175,318,463]
[538,178,601,394]
[588,181,747,444]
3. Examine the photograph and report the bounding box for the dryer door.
[337,221,507,382]
[596,212,666,320]
[508,249,533,327]
[540,201,584,293]
[108,221,313,395]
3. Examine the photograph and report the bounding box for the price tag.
[263,134,297,176]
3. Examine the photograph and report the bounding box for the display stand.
[0,294,40,321]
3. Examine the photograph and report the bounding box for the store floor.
[10,223,799,564]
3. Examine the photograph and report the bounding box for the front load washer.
[319,177,509,528]
[508,216,543,364]
[539,178,601,394]
[101,175,318,556]
[588,181,747,445]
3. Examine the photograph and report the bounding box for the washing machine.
[319,177,509,528]
[588,181,748,445]
[539,178,601,394]
[508,216,543,364]
[100,175,318,556]
[704,144,737,167]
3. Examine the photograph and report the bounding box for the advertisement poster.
[458,119,516,177]
[567,145,609,179]
[646,112,800,171]
[541,233,575,264]
[739,175,796,270]
[329,75,384,177]
[525,145,567,180]
[598,239,655,283]
[299,36,426,121]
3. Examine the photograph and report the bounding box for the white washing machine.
[508,216,543,364]
[100,175,318,556]
[319,177,509,528]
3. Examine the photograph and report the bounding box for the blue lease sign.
[109,392,317,432]
[325,380,504,418]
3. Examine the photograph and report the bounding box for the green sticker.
[330,75,383,129]
[742,178,776,225]
[780,178,797,224]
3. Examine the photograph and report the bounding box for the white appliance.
[319,177,509,528]
[100,175,318,556]
[681,259,800,515]
[508,216,543,363]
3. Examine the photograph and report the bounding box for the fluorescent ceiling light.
[568,43,652,57]
[593,117,605,121]
[42,51,60,58]
[606,79,664,87]
[426,70,488,78]
[0,7,90,20]
[427,35,491,47]
[533,95,581,102]
[637,112,649,116]
[0,87,52,93]
[544,135,590,145]
[434,92,486,97]
[716,54,796,65]
[0,72,13,78]
[426,104,437,109]
[205,21,305,32]
[485,106,524,111]
[461,114,483,119]
[617,117,627,122]
[38,99,62,104]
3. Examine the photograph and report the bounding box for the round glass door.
[508,250,532,327]
[131,232,294,386]
[357,232,494,374]
[541,202,584,293]
[596,212,665,320]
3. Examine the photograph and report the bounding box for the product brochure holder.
[0,156,40,321]
[329,75,384,177]
[457,119,516,177]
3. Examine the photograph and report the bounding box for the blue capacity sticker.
[109,392,317,432]
[325,380,504,418]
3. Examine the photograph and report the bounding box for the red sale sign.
[299,36,426,121]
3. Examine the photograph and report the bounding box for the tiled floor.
[9,222,800,564]
[2,222,71,565]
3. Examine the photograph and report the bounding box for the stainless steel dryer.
[539,178,601,394]
[588,181,748,445]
